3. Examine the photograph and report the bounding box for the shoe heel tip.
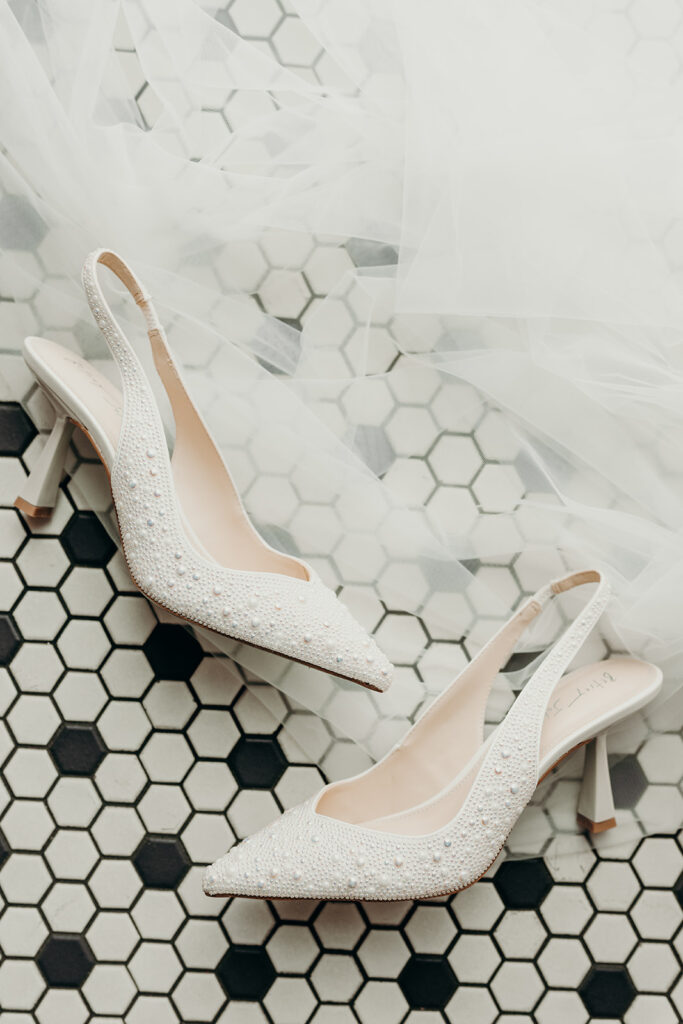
[577,813,617,834]
[14,496,54,518]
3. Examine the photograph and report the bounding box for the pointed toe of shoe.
[202,855,237,898]
[342,627,393,692]
[201,799,358,901]
[200,797,426,902]
[178,567,393,691]
[281,573,394,691]
[202,805,318,900]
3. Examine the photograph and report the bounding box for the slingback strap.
[516,569,611,718]
[496,569,610,682]
[530,568,607,611]
[490,570,607,644]
[465,568,610,706]
[82,248,164,346]
[449,568,612,870]
[501,567,611,762]
[81,249,199,473]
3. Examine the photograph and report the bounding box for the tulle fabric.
[1,0,682,854]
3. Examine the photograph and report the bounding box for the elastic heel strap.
[82,248,164,349]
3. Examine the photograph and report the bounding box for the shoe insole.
[324,656,658,836]
[25,336,307,579]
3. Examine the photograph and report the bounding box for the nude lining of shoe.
[316,572,659,835]
[25,250,308,580]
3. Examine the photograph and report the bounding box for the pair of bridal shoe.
[14,250,392,692]
[15,251,662,903]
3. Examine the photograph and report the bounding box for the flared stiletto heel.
[15,413,74,518]
[204,569,662,901]
[13,249,393,691]
[577,733,616,834]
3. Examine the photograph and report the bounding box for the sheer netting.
[1,0,682,856]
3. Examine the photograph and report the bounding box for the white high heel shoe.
[203,569,662,900]
[14,249,393,691]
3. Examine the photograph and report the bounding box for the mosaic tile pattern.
[1,319,683,1024]
[1,0,683,1020]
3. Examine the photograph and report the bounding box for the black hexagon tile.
[36,933,95,988]
[49,723,106,775]
[0,830,9,868]
[579,964,637,1019]
[133,834,191,889]
[398,954,458,1010]
[0,613,21,664]
[493,857,554,910]
[61,511,117,568]
[143,623,203,680]
[228,735,287,789]
[216,945,276,1001]
[0,402,36,456]
[610,753,649,809]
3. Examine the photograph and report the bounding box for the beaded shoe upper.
[82,250,393,691]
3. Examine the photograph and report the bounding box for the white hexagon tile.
[1,2,683,1024]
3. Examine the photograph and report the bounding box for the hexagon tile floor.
[1,390,683,1023]
[3,0,683,1016]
